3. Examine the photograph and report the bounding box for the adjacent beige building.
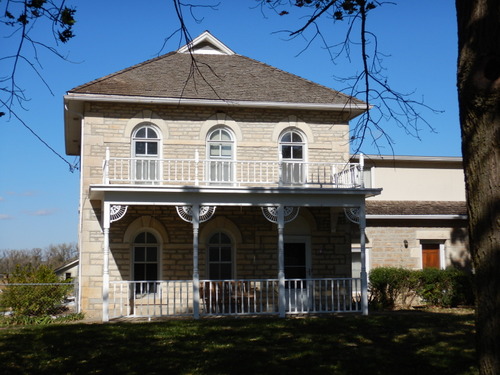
[351,155,469,275]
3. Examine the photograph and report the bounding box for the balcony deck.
[103,156,364,189]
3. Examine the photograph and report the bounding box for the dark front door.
[284,242,307,287]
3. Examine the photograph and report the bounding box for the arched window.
[133,231,159,293]
[279,129,306,184]
[207,232,233,279]
[132,124,161,181]
[207,128,234,183]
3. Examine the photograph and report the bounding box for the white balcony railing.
[102,152,364,189]
[109,278,362,319]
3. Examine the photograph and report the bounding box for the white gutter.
[352,154,463,163]
[64,93,370,113]
[367,214,467,220]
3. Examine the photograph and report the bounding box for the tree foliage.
[0,243,78,275]
[1,0,76,117]
[0,264,72,316]
[1,0,78,170]
[253,0,440,154]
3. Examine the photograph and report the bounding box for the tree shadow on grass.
[0,311,477,375]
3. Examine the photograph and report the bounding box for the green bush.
[368,267,418,310]
[369,267,474,310]
[416,268,474,307]
[0,264,72,317]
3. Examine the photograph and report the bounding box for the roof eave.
[366,214,468,220]
[64,93,369,115]
[63,93,369,156]
[64,98,84,156]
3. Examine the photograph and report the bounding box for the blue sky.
[0,0,459,250]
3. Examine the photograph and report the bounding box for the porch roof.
[366,200,467,219]
[89,184,382,208]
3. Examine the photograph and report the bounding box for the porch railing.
[109,278,361,319]
[103,153,364,188]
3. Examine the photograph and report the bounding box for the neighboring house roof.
[366,201,467,218]
[64,31,368,155]
[54,259,79,275]
[352,154,463,168]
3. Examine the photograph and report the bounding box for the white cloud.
[26,209,57,217]
[5,191,38,197]
[0,214,13,220]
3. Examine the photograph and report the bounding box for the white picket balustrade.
[103,157,363,188]
[109,278,361,319]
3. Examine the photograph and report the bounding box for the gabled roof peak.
[177,31,235,55]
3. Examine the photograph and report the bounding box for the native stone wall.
[365,220,470,271]
[77,103,351,319]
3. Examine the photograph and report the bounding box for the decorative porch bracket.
[110,205,128,223]
[176,205,216,223]
[261,206,299,224]
[176,205,216,319]
[344,207,360,224]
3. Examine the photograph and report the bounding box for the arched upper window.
[279,129,305,161]
[279,129,306,184]
[133,231,159,293]
[206,127,234,183]
[132,124,161,181]
[207,232,233,279]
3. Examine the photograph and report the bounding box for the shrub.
[416,268,474,307]
[0,264,72,317]
[369,266,474,310]
[369,267,417,310]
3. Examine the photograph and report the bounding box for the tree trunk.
[456,1,500,374]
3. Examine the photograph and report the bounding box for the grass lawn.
[0,310,476,375]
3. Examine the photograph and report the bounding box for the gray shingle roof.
[69,52,362,106]
[366,201,467,216]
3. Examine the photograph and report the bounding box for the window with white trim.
[132,124,160,181]
[207,232,233,279]
[133,231,159,293]
[207,127,234,183]
[279,129,306,184]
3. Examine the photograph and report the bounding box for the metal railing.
[109,278,361,319]
[103,153,364,188]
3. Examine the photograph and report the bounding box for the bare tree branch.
[1,0,77,171]
[257,0,441,155]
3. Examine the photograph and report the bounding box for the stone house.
[64,31,380,321]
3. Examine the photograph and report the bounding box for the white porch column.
[192,204,201,319]
[359,203,369,316]
[102,201,111,322]
[277,205,286,318]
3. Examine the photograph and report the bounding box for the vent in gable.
[178,31,235,55]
